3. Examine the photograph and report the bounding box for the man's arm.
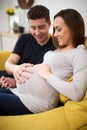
[1,76,16,88]
[5,53,34,84]
[5,53,20,75]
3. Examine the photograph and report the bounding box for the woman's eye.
[57,28,62,32]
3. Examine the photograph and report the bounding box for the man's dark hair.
[27,5,50,22]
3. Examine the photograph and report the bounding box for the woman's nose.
[54,30,58,37]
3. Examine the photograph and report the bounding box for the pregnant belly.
[16,67,55,98]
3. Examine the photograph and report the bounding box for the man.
[0,5,55,88]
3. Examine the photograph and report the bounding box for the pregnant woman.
[0,8,87,115]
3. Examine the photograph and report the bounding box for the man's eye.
[31,27,36,30]
[39,25,46,29]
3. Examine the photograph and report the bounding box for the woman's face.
[53,16,73,48]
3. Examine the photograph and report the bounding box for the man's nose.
[35,28,40,35]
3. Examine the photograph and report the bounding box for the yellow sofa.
[0,38,87,130]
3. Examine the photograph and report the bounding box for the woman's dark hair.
[54,9,85,47]
[27,5,50,23]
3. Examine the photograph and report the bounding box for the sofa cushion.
[0,107,69,130]
[64,90,87,130]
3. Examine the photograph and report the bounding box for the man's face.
[29,18,51,45]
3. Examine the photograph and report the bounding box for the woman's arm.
[35,62,87,102]
[46,72,87,101]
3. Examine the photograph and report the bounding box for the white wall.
[0,0,87,35]
[0,0,12,32]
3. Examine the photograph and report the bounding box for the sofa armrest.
[0,51,11,71]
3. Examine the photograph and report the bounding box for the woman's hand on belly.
[35,64,51,80]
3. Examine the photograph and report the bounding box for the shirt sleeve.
[46,49,87,101]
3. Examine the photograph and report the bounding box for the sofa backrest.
[0,51,11,71]
[84,36,87,47]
